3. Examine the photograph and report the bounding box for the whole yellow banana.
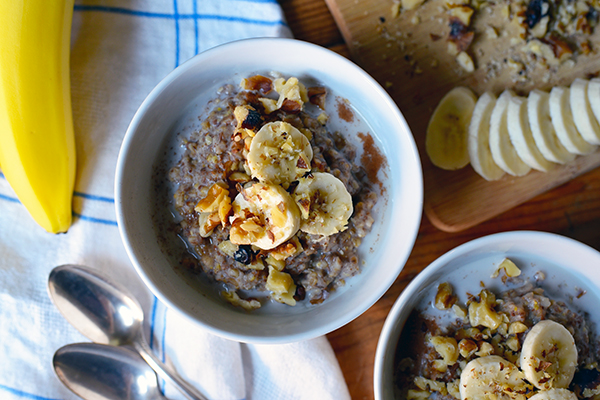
[0,0,76,233]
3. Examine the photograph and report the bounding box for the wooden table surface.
[279,0,600,399]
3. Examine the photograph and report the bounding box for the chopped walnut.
[228,171,251,184]
[222,290,261,310]
[268,236,303,261]
[456,51,475,72]
[308,86,327,109]
[195,182,232,236]
[266,266,297,306]
[274,77,308,113]
[468,289,503,330]
[491,258,522,278]
[458,338,478,358]
[447,380,460,399]
[452,304,467,318]
[434,282,457,310]
[402,0,426,11]
[240,74,273,94]
[198,212,221,238]
[414,376,448,394]
[508,321,528,334]
[449,6,474,26]
[429,336,459,365]
[475,341,495,356]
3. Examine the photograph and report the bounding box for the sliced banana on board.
[588,78,600,126]
[507,95,554,172]
[293,172,353,236]
[529,388,578,400]
[520,319,578,390]
[247,121,313,186]
[229,182,301,250]
[459,355,531,400]
[570,78,600,146]
[528,89,576,164]
[426,86,478,170]
[549,86,597,155]
[489,90,531,176]
[468,92,505,181]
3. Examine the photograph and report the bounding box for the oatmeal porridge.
[395,258,600,399]
[161,73,386,310]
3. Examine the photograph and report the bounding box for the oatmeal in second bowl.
[115,38,422,343]
[375,231,600,399]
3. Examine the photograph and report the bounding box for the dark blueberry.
[448,18,468,39]
[571,367,600,389]
[293,285,306,301]
[233,245,254,264]
[525,0,549,29]
[241,108,263,130]
[587,7,599,24]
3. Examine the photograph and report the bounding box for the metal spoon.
[48,264,208,400]
[54,342,166,400]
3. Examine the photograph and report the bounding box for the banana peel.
[0,0,76,233]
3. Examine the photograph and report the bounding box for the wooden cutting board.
[324,0,600,232]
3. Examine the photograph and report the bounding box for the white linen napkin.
[0,1,351,399]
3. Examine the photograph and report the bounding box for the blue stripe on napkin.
[73,4,287,26]
[0,384,61,400]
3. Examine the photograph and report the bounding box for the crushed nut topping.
[434,282,458,310]
[385,0,600,81]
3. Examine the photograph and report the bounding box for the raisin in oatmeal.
[395,258,600,399]
[165,74,384,310]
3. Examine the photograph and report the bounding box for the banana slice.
[520,319,578,390]
[489,90,531,176]
[247,121,313,186]
[229,182,301,250]
[507,95,554,172]
[529,388,578,400]
[570,78,600,145]
[549,86,597,155]
[293,172,353,236]
[468,92,505,180]
[459,355,531,400]
[588,78,600,125]
[426,86,478,170]
[528,90,576,164]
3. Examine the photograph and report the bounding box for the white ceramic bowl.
[374,231,600,399]
[115,38,422,344]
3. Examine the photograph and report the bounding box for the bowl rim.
[373,230,600,398]
[115,37,424,344]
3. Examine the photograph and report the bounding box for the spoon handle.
[134,340,209,400]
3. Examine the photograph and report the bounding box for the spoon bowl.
[48,264,208,400]
[54,342,165,400]
[48,264,144,346]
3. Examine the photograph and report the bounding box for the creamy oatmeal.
[162,74,385,310]
[395,259,600,399]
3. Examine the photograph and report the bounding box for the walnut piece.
[468,289,503,330]
[429,336,459,365]
[434,282,457,310]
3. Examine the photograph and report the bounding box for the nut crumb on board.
[383,0,600,82]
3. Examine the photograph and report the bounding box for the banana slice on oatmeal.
[229,182,301,250]
[459,355,531,399]
[293,172,353,236]
[529,389,578,400]
[246,121,313,186]
[520,319,578,390]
